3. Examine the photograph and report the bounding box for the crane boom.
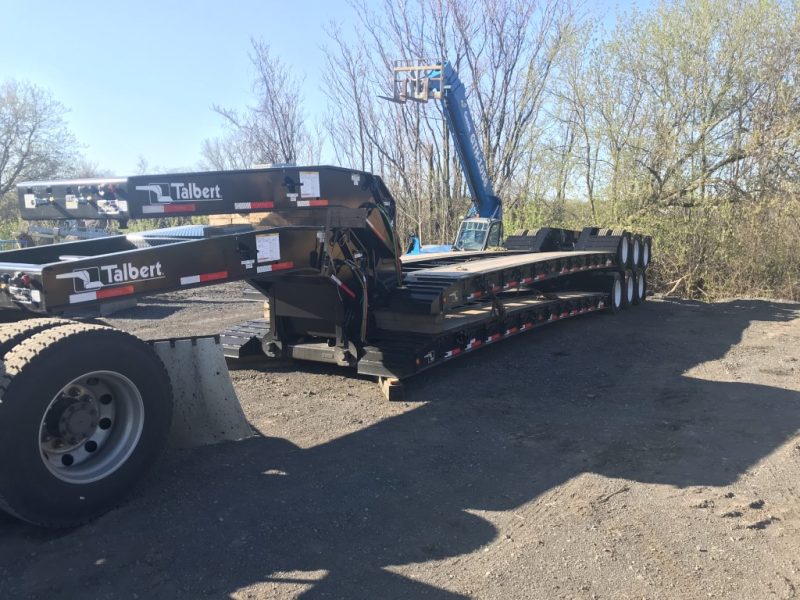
[385,61,501,220]
[429,63,501,219]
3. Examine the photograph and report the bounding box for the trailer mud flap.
[150,336,253,448]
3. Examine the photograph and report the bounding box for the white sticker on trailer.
[256,233,280,263]
[24,193,37,209]
[299,171,320,198]
[97,200,119,214]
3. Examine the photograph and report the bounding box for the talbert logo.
[135,182,223,204]
[56,262,164,292]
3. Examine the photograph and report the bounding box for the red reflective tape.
[251,201,274,209]
[331,275,357,299]
[96,285,135,300]
[199,271,228,282]
[272,261,294,271]
[450,347,462,356]
[165,203,196,213]
[309,199,329,207]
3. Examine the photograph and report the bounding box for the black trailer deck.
[0,163,652,528]
[3,165,649,383]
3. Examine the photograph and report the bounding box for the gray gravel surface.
[1,285,799,599]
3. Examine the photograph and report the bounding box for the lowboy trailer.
[0,164,650,527]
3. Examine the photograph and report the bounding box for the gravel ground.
[1,284,799,599]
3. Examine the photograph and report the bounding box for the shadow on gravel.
[2,299,799,598]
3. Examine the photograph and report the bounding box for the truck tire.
[622,270,635,308]
[631,235,642,268]
[642,236,652,267]
[632,270,647,305]
[616,234,630,269]
[0,323,173,527]
[606,273,623,314]
[0,317,69,358]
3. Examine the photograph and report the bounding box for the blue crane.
[383,60,503,253]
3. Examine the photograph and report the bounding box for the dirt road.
[1,287,799,599]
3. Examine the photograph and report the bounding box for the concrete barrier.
[150,336,253,448]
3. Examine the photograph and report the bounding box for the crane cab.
[453,217,503,251]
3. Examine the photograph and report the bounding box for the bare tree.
[202,40,315,170]
[322,0,575,244]
[0,80,77,198]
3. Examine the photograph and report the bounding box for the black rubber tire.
[622,270,635,308]
[0,323,173,527]
[0,318,69,358]
[606,272,623,314]
[615,234,630,269]
[632,270,647,305]
[642,236,652,267]
[631,235,643,268]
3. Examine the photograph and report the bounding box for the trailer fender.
[149,336,253,449]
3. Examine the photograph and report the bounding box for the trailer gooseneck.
[0,164,650,527]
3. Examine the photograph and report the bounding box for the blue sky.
[1,0,647,175]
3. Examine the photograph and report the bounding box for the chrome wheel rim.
[39,371,144,484]
[613,279,622,308]
[626,275,634,303]
[638,274,645,299]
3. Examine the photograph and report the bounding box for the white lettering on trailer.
[57,262,163,292]
[170,183,221,201]
[135,182,222,204]
[99,262,163,283]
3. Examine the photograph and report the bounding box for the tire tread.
[0,323,173,528]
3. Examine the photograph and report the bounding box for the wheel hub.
[39,370,143,484]
[60,398,99,443]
